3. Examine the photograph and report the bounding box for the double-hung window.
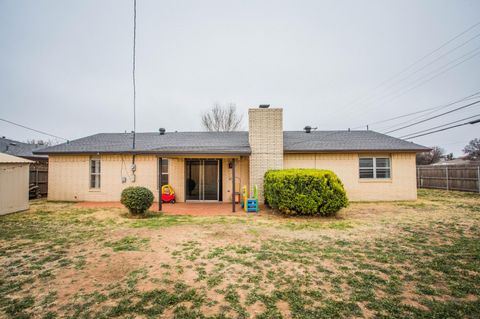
[359,157,391,179]
[158,159,169,188]
[90,157,101,188]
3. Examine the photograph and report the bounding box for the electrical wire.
[399,114,480,139]
[384,100,480,134]
[352,90,480,130]
[335,20,480,113]
[404,119,480,139]
[0,118,68,141]
[343,31,480,113]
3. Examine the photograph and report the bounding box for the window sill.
[89,189,101,192]
[359,179,392,183]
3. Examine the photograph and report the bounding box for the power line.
[384,100,480,134]
[0,118,69,141]
[362,46,480,111]
[132,0,137,149]
[345,31,480,113]
[353,90,480,129]
[335,20,480,113]
[376,95,480,132]
[346,45,480,123]
[399,114,480,139]
[404,118,480,139]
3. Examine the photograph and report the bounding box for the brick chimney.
[248,105,284,203]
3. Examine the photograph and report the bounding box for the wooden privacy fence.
[417,165,480,193]
[29,162,48,197]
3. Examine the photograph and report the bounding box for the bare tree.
[463,138,480,160]
[416,146,445,165]
[25,139,55,147]
[201,103,243,132]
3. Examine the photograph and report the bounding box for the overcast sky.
[1,0,479,155]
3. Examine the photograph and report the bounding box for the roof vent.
[259,104,270,109]
[304,126,317,133]
[159,128,166,135]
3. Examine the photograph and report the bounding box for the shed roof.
[0,153,34,164]
[34,130,429,155]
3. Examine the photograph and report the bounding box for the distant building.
[0,136,48,162]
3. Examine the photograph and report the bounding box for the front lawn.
[0,189,479,318]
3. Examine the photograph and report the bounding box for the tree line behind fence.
[417,165,480,193]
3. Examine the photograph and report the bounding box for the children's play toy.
[161,184,176,203]
[241,185,259,213]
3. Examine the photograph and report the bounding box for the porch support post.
[232,158,236,212]
[158,157,163,211]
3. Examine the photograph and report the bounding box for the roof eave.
[284,149,430,153]
[34,150,252,156]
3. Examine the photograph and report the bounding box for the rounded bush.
[264,169,348,216]
[121,186,154,215]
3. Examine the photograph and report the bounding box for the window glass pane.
[376,169,391,179]
[162,159,168,173]
[161,176,169,186]
[376,158,390,168]
[90,175,95,188]
[359,168,374,179]
[359,158,373,168]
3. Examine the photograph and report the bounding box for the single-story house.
[0,153,33,215]
[35,106,429,205]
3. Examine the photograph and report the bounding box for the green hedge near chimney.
[264,169,348,216]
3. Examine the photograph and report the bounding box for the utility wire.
[344,31,480,112]
[353,90,480,129]
[361,46,480,111]
[399,114,480,139]
[336,20,480,113]
[132,0,137,149]
[404,118,480,139]
[384,100,480,134]
[346,45,480,123]
[0,118,69,141]
[374,92,480,132]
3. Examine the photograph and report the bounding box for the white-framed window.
[359,157,391,179]
[157,158,169,188]
[90,157,101,188]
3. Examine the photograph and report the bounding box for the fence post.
[446,166,449,191]
[478,166,480,193]
[417,167,419,187]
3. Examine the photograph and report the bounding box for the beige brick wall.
[248,108,284,202]
[284,152,417,201]
[48,154,247,203]
[48,154,160,202]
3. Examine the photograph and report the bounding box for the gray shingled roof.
[283,131,429,152]
[34,132,252,155]
[34,130,429,155]
[0,137,48,159]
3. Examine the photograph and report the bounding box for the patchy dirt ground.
[0,189,479,318]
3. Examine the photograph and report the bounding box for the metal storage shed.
[0,153,33,215]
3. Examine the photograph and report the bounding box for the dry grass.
[0,189,479,318]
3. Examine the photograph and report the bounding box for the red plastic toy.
[161,184,176,203]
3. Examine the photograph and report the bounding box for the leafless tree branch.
[201,103,243,132]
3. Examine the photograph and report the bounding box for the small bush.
[121,186,154,215]
[264,169,348,216]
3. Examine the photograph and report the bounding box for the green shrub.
[264,169,348,216]
[121,186,154,215]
